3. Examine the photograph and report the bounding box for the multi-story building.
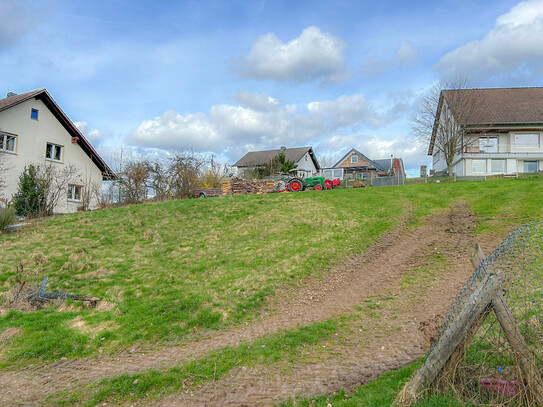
[429,87,543,176]
[0,89,115,213]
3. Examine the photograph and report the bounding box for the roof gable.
[234,146,320,169]
[0,89,116,179]
[332,148,383,169]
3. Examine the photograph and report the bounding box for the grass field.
[1,178,543,405]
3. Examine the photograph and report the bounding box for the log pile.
[222,178,277,195]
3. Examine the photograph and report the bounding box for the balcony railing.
[463,143,543,154]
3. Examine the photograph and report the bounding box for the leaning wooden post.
[492,292,543,405]
[394,273,500,406]
[443,245,489,376]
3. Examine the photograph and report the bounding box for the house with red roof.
[0,89,115,213]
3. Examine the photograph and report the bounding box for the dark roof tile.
[443,87,543,125]
[234,147,319,169]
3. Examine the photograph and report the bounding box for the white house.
[0,89,115,213]
[233,146,320,178]
[429,87,543,176]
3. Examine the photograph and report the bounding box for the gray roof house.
[233,146,320,178]
[429,87,543,176]
[327,148,405,179]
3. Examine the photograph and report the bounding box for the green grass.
[48,318,340,406]
[1,179,543,368]
[279,359,472,407]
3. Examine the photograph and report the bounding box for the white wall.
[0,98,103,213]
[295,152,317,176]
[432,150,447,172]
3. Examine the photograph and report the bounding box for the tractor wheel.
[198,192,207,198]
[315,184,323,191]
[288,178,304,192]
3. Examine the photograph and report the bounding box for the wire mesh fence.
[371,175,405,187]
[397,222,543,406]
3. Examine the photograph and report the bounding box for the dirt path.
[0,204,502,406]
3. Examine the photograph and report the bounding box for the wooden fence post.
[394,273,500,405]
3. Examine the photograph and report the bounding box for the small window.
[46,143,63,162]
[31,108,39,120]
[515,133,539,148]
[67,185,82,202]
[0,133,16,152]
[472,159,487,174]
[351,155,359,163]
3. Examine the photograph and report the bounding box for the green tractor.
[284,176,336,192]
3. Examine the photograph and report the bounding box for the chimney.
[6,91,17,98]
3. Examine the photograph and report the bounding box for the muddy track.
[0,204,503,406]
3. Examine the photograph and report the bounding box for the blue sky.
[2,0,543,175]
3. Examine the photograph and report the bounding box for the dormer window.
[46,143,63,162]
[351,155,359,163]
[31,108,39,120]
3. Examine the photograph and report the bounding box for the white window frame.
[472,159,487,174]
[67,184,83,202]
[0,132,17,153]
[46,142,63,162]
[515,133,540,148]
[351,155,359,163]
[491,159,506,174]
[479,136,498,153]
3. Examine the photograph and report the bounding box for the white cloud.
[435,0,543,83]
[234,91,280,111]
[126,91,391,162]
[128,110,220,151]
[74,121,108,146]
[307,94,386,128]
[361,40,419,77]
[233,26,349,84]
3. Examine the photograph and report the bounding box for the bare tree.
[412,77,481,176]
[120,159,150,204]
[80,167,103,211]
[0,151,6,204]
[40,163,80,214]
[168,150,204,199]
[200,155,230,187]
[318,154,337,169]
[145,160,170,201]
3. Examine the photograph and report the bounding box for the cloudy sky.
[2,0,543,175]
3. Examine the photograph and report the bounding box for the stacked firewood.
[222,178,276,195]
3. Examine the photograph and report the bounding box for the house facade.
[429,87,543,176]
[323,148,405,180]
[0,89,115,213]
[233,146,320,178]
